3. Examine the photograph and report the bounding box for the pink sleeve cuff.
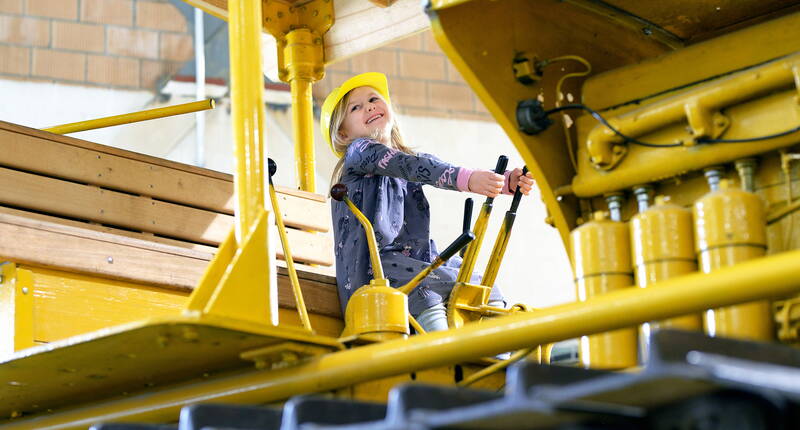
[457,167,474,192]
[502,170,514,195]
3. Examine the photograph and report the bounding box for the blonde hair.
[328,89,413,186]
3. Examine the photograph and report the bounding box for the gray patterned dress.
[332,137,504,317]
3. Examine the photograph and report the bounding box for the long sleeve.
[343,138,462,191]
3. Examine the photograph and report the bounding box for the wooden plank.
[0,122,332,232]
[0,123,235,214]
[280,228,334,266]
[0,213,208,289]
[0,121,230,181]
[0,205,219,254]
[0,212,334,288]
[0,166,232,245]
[0,205,336,273]
[0,168,334,263]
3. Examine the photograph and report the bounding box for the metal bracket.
[240,341,334,369]
[263,0,333,83]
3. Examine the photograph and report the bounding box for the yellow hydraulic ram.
[267,158,312,332]
[12,248,800,430]
[457,155,508,283]
[330,184,474,338]
[42,100,215,135]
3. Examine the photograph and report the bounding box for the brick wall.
[0,0,192,90]
[313,29,492,122]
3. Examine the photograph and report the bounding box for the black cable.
[697,124,800,143]
[544,104,682,148]
[547,103,800,147]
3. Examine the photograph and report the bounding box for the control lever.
[482,166,528,288]
[268,158,312,331]
[398,231,474,295]
[332,183,475,336]
[460,198,473,257]
[330,183,386,281]
[456,155,508,283]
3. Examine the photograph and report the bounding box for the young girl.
[320,72,533,332]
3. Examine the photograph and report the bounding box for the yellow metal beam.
[42,100,215,135]
[11,248,800,429]
[185,0,277,326]
[263,0,333,192]
[584,53,800,170]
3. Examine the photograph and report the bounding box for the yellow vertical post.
[185,0,278,326]
[286,30,319,192]
[263,1,333,193]
[229,0,266,242]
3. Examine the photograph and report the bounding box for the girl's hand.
[509,168,534,195]
[468,170,505,197]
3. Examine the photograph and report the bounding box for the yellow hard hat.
[320,72,392,158]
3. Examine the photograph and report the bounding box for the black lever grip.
[510,166,529,212]
[462,198,473,234]
[330,183,348,201]
[494,155,509,175]
[438,232,475,262]
[267,158,277,185]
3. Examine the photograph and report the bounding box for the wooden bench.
[0,121,342,353]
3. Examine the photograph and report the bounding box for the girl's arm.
[344,138,462,190]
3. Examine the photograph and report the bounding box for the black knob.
[494,155,509,175]
[268,158,277,177]
[330,183,348,201]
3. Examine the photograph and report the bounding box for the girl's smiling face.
[338,86,393,143]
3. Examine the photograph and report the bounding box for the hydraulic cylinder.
[694,175,774,341]
[571,211,638,369]
[631,195,702,356]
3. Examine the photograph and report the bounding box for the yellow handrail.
[42,99,215,135]
[267,160,312,332]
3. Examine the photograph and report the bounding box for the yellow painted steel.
[41,100,215,135]
[573,88,800,197]
[572,212,638,369]
[585,53,800,169]
[10,248,800,429]
[481,213,514,288]
[0,263,34,355]
[429,0,672,248]
[630,197,702,333]
[263,0,333,193]
[336,194,409,339]
[229,0,267,241]
[446,282,492,328]
[342,279,409,340]
[268,178,312,332]
[582,11,800,112]
[286,30,321,192]
[694,180,774,341]
[188,209,278,326]
[183,0,278,327]
[340,196,384,281]
[457,204,491,283]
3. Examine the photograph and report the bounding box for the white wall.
[0,79,575,308]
